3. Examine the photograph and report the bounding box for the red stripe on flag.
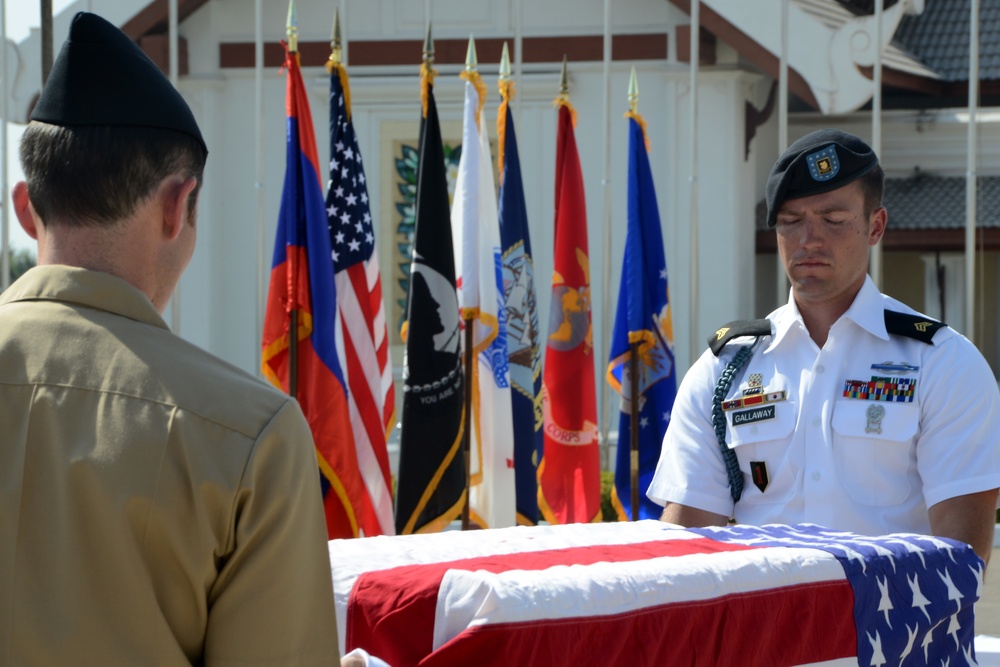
[424,579,856,667]
[346,537,759,666]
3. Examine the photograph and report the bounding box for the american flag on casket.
[328,520,982,666]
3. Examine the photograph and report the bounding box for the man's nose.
[798,218,824,247]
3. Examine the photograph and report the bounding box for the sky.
[3,0,78,252]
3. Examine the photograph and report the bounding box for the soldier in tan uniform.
[0,12,343,666]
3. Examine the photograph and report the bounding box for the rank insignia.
[843,376,916,402]
[865,404,885,434]
[715,327,730,341]
[750,461,769,493]
[806,145,840,182]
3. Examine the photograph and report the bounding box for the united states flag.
[326,63,395,537]
[330,521,982,666]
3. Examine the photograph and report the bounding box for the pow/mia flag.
[395,72,466,535]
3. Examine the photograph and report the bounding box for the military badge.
[806,145,840,182]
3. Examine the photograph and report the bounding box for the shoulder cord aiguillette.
[710,337,762,503]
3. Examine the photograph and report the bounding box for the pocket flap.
[728,400,796,447]
[832,400,918,442]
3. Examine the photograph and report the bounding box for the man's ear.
[12,181,39,240]
[868,207,887,247]
[163,176,199,241]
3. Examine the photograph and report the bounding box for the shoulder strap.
[883,310,944,345]
[708,319,772,356]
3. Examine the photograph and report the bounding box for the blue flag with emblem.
[606,112,677,521]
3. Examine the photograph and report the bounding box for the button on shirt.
[648,276,1000,537]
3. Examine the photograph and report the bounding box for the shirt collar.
[764,274,886,352]
[0,265,169,330]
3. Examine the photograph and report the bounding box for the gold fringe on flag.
[459,69,487,133]
[325,61,354,121]
[553,96,578,129]
[625,109,651,154]
[420,62,437,119]
[497,79,516,184]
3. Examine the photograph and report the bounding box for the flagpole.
[287,0,299,399]
[688,0,700,365]
[41,0,53,85]
[870,0,883,289]
[627,68,641,522]
[1,0,9,291]
[254,0,265,374]
[776,0,789,305]
[169,0,181,335]
[965,0,979,342]
[599,0,614,455]
[459,38,476,532]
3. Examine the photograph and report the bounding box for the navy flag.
[606,111,677,521]
[497,77,543,526]
[395,65,466,535]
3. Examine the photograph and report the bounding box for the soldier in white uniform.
[648,129,1000,565]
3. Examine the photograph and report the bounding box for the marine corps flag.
[498,68,543,526]
[262,44,365,539]
[538,95,601,524]
[607,111,677,521]
[395,62,466,535]
[451,59,516,529]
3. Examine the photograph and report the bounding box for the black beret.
[31,12,207,155]
[764,129,877,227]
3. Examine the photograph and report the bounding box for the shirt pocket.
[728,401,797,505]
[831,400,918,506]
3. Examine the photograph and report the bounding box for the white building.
[6,0,999,469]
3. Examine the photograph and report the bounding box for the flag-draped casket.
[330,521,982,666]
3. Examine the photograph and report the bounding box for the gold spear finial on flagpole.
[423,22,434,66]
[558,54,569,101]
[286,0,299,54]
[465,35,478,73]
[628,66,639,114]
[499,42,511,83]
[329,6,342,66]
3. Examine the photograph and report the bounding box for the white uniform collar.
[764,275,886,353]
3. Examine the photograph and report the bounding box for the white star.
[335,186,345,199]
[331,249,339,262]
[924,618,944,662]
[867,630,886,667]
[345,193,358,207]
[365,231,374,244]
[326,204,336,217]
[340,212,351,225]
[363,212,372,224]
[662,411,670,421]
[355,221,364,235]
[338,94,344,108]
[361,192,369,204]
[899,623,918,663]
[946,613,962,649]
[349,239,361,252]
[971,562,985,600]
[640,416,649,428]
[963,642,979,666]
[335,231,345,244]
[939,568,965,613]
[344,146,354,160]
[877,576,893,628]
[885,537,927,568]
[917,536,958,564]
[852,539,898,573]
[659,267,668,280]
[823,543,867,575]
[909,573,933,623]
[335,140,345,152]
[359,172,366,184]
[330,157,339,171]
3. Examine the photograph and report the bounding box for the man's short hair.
[857,162,885,219]
[20,122,206,227]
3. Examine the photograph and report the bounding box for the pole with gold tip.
[329,7,342,66]
[626,68,641,522]
[286,0,299,398]
[459,35,478,532]
[419,23,435,121]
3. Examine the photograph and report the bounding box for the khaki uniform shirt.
[0,266,339,665]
